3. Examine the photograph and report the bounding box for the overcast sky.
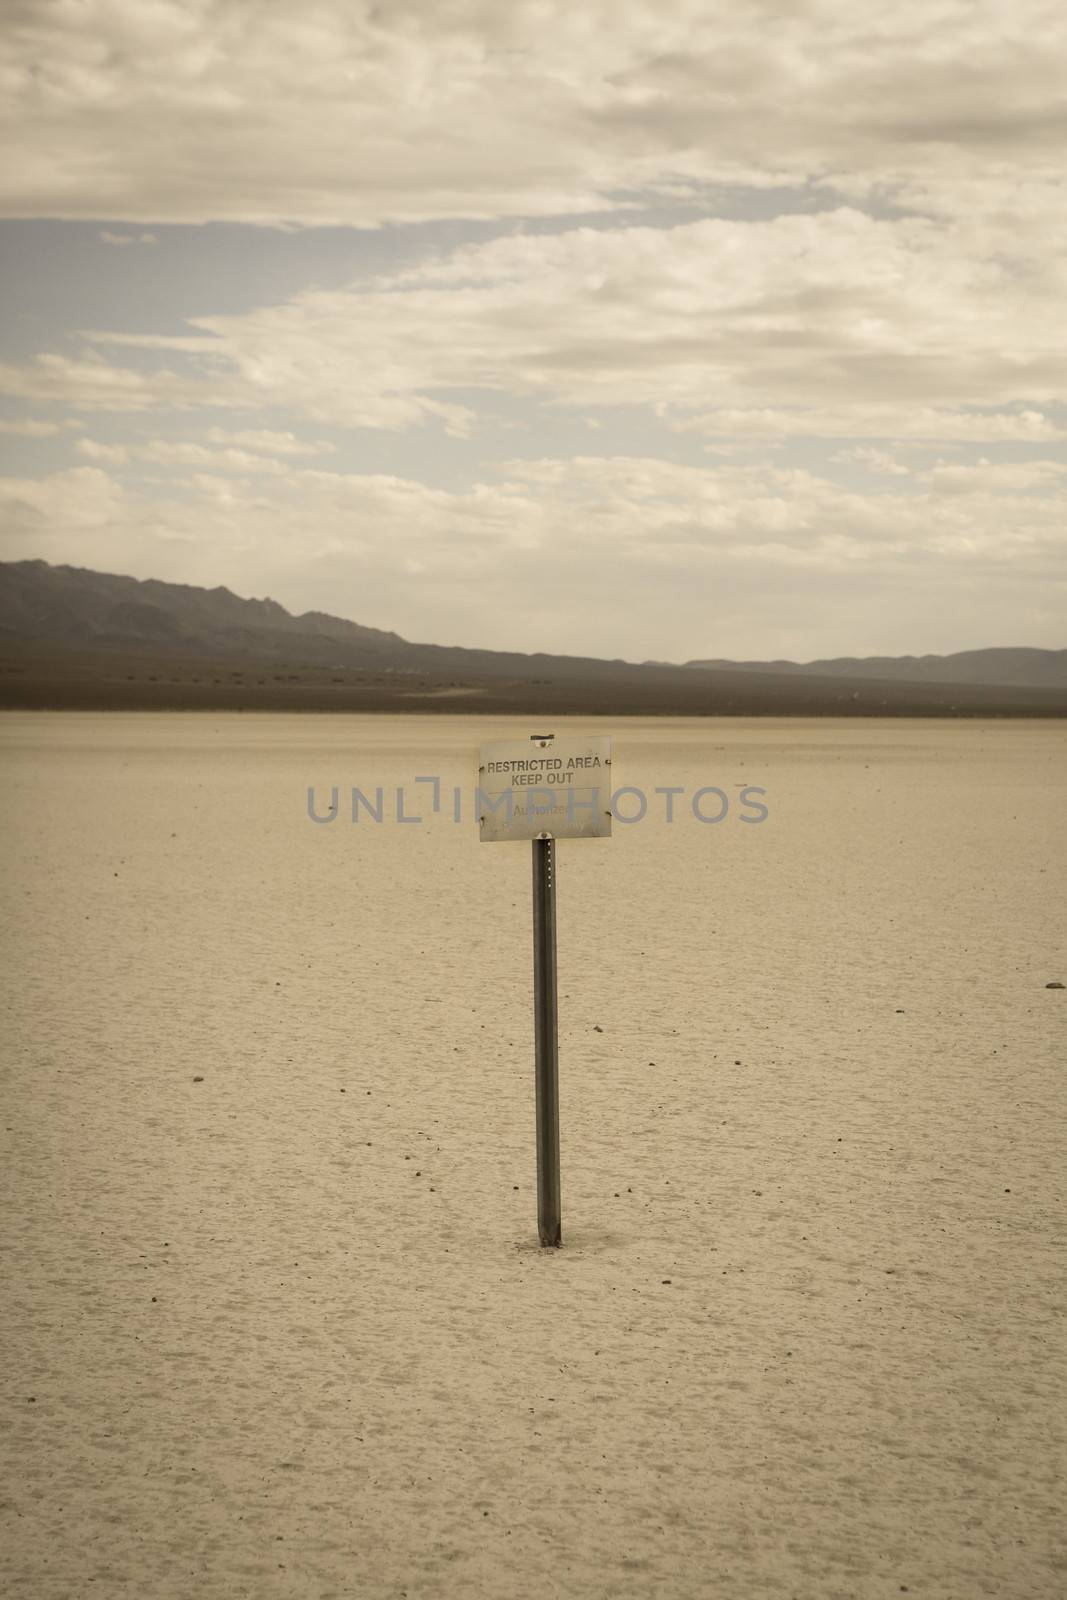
[1,0,1065,661]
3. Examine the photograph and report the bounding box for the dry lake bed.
[1,713,1064,1600]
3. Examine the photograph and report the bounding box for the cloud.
[76,436,300,474]
[0,417,63,437]
[204,428,335,456]
[59,208,1063,436]
[136,440,289,474]
[76,438,129,465]
[677,406,1067,443]
[16,331,476,432]
[2,455,1063,659]
[829,446,911,476]
[0,466,127,532]
[1,2,1065,225]
[0,353,236,412]
[927,457,1067,495]
[3,4,1063,662]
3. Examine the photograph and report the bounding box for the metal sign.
[479,732,614,1248]
[478,734,612,842]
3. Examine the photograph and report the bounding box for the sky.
[1,0,1065,663]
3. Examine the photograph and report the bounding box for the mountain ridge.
[3,558,1064,687]
[686,648,1067,689]
[1,559,1065,717]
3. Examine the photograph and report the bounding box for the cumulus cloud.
[44,208,1060,440]
[1,2,1064,225]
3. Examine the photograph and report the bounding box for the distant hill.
[686,648,1067,689]
[1,559,1065,717]
[0,557,406,664]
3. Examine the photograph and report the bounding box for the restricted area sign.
[478,734,612,842]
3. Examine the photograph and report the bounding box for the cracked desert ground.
[2,713,1064,1600]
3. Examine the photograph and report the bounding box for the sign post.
[531,833,561,1246]
[479,732,612,1247]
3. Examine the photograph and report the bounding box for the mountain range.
[686,649,1067,689]
[1,558,1064,716]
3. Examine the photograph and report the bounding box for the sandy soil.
[1,713,1064,1599]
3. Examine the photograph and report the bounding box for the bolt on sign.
[478,735,613,842]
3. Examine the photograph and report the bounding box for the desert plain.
[1,712,1064,1599]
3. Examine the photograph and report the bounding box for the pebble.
[1046,981,1064,989]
